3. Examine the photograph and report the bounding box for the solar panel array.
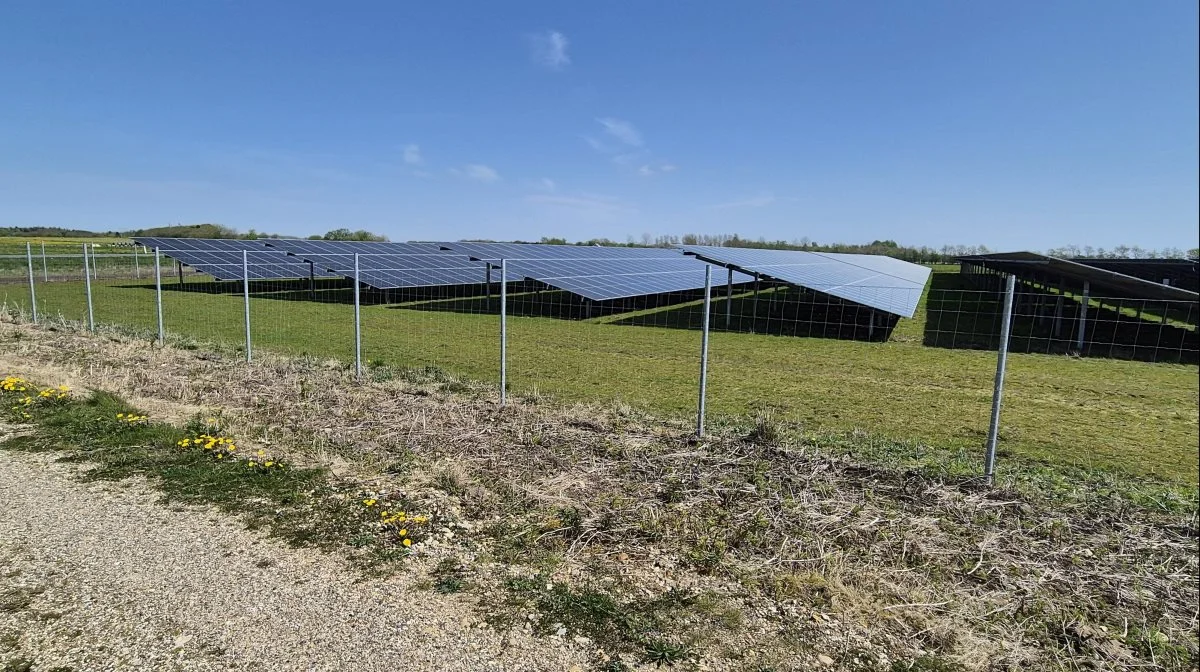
[440,242,753,301]
[681,246,932,318]
[133,237,339,281]
[263,240,489,289]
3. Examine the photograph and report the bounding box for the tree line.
[2,226,1193,260]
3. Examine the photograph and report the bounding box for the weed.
[2,658,34,672]
[643,639,692,666]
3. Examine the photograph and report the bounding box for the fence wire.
[2,250,1197,481]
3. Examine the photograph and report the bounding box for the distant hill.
[0,226,111,238]
[1,224,245,240]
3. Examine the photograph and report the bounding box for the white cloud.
[709,191,778,209]
[582,135,609,152]
[403,144,423,166]
[537,177,556,191]
[596,118,643,147]
[451,164,501,183]
[637,163,679,177]
[530,30,570,71]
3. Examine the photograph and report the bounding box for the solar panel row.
[132,237,339,280]
[680,246,932,318]
[135,238,929,313]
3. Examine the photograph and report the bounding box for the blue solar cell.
[440,242,682,263]
[680,246,931,318]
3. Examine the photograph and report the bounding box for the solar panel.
[501,257,754,301]
[132,238,339,281]
[439,242,683,263]
[263,239,491,289]
[680,246,931,318]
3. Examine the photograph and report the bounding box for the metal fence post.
[91,245,99,280]
[353,253,362,378]
[984,273,1016,484]
[154,249,164,346]
[499,259,508,406]
[242,250,252,362]
[725,268,733,328]
[133,246,141,279]
[40,242,48,282]
[82,244,95,331]
[1076,280,1090,353]
[697,265,713,437]
[25,242,37,324]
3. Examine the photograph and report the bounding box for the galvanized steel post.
[984,273,1016,484]
[133,246,140,279]
[154,249,165,346]
[499,259,508,407]
[25,242,37,324]
[40,242,47,282]
[82,244,95,331]
[1076,280,1090,353]
[697,265,713,437]
[242,250,252,362]
[353,253,362,378]
[725,268,733,328]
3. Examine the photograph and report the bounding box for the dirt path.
[0,450,588,672]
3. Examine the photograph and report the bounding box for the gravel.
[0,450,589,671]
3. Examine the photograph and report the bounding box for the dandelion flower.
[265,461,274,467]
[403,539,412,547]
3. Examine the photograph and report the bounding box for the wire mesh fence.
[2,248,1196,480]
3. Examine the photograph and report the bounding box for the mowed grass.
[4,277,1197,483]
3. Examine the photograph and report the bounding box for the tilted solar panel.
[262,239,491,288]
[680,246,931,318]
[439,242,683,264]
[132,238,339,280]
[488,256,754,302]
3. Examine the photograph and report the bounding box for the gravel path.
[0,450,588,672]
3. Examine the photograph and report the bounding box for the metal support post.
[154,249,164,346]
[1053,295,1064,337]
[91,245,99,280]
[1076,280,1090,353]
[868,310,875,340]
[25,243,37,324]
[752,274,760,324]
[308,261,316,300]
[353,254,362,378]
[984,274,1016,484]
[499,260,508,406]
[485,263,492,302]
[133,247,140,279]
[177,260,184,285]
[40,242,47,282]
[697,265,713,437]
[82,244,95,331]
[242,251,252,362]
[725,268,733,328]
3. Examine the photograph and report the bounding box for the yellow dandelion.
[117,413,125,418]
[403,539,412,547]
[264,461,274,467]
[398,528,407,536]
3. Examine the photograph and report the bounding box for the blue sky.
[1,1,1196,250]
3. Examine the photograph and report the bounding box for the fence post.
[154,249,165,346]
[499,259,508,407]
[1075,280,1090,353]
[82,244,95,331]
[242,250,252,362]
[133,246,141,279]
[25,242,37,324]
[697,264,713,437]
[353,253,362,378]
[984,273,1016,484]
[91,245,99,280]
[725,267,733,328]
[40,242,47,282]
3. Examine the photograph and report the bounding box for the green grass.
[4,275,1196,483]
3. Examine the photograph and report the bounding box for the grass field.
[3,272,1197,484]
